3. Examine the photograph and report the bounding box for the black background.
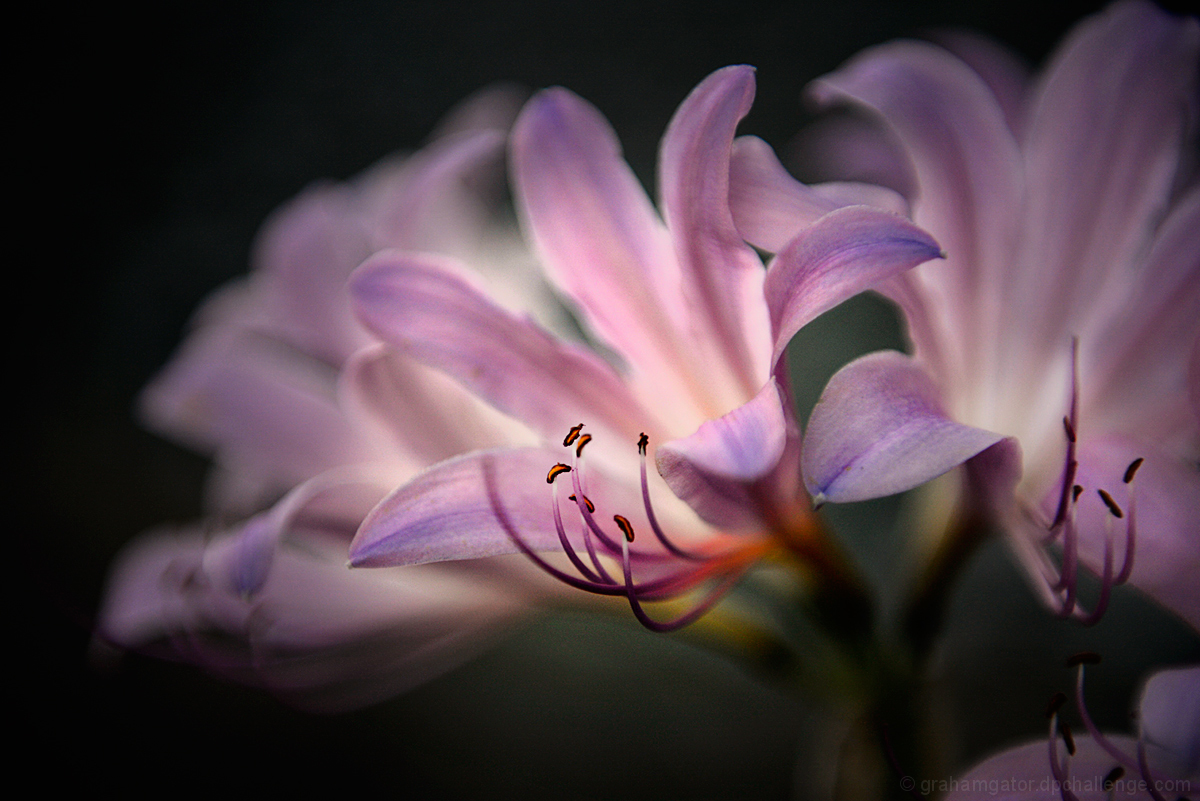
[20,1,1198,797]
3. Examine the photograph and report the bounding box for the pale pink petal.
[1011,1,1200,356]
[729,134,909,253]
[139,321,380,495]
[656,380,788,530]
[1138,665,1200,779]
[810,40,1024,385]
[339,344,533,476]
[947,735,1170,800]
[251,183,373,365]
[350,251,648,457]
[349,448,650,567]
[510,87,704,423]
[930,29,1030,135]
[765,206,943,367]
[364,128,508,260]
[1088,187,1200,442]
[1066,437,1200,632]
[802,352,1008,504]
[659,65,773,409]
[785,108,916,199]
[99,523,531,711]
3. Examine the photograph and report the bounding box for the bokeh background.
[25,0,1198,796]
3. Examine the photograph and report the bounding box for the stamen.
[568,494,595,514]
[563,424,584,447]
[637,433,707,561]
[1060,721,1076,756]
[1103,766,1124,790]
[1097,489,1124,519]
[614,514,635,543]
[547,463,572,484]
[1071,656,1139,772]
[1046,692,1068,718]
[1050,339,1080,531]
[575,433,592,457]
[1123,458,1144,484]
[1072,484,1084,502]
[1066,652,1101,667]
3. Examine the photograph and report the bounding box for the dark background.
[21,1,1198,797]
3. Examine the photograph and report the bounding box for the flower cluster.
[99,0,1198,795]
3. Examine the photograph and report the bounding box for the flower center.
[504,425,767,632]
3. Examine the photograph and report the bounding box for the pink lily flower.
[732,1,1200,629]
[347,65,943,629]
[946,659,1199,800]
[99,88,553,709]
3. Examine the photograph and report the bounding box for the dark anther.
[614,514,635,543]
[1123,458,1144,484]
[1063,416,1077,443]
[637,432,649,454]
[1046,692,1067,718]
[1072,484,1084,502]
[1097,489,1124,519]
[568,494,595,514]
[547,463,572,484]
[1059,721,1076,756]
[575,433,593,457]
[1066,651,1101,668]
[1103,766,1124,790]
[564,424,584,447]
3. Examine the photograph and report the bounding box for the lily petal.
[659,64,772,409]
[350,250,647,457]
[99,523,530,711]
[810,39,1024,385]
[510,87,706,426]
[656,380,787,530]
[1011,1,1200,355]
[1138,665,1200,778]
[802,351,1008,503]
[729,134,909,254]
[349,448,649,568]
[339,344,533,475]
[765,206,943,367]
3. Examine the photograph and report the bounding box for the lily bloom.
[732,1,1200,629]
[347,65,943,629]
[947,659,1199,800]
[99,88,552,709]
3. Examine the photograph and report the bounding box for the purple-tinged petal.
[1088,187,1200,439]
[350,251,648,458]
[1066,437,1200,632]
[1138,666,1200,779]
[765,206,942,367]
[729,135,909,254]
[947,735,1170,800]
[349,448,650,568]
[339,344,533,476]
[252,184,374,366]
[802,352,1008,504]
[510,87,707,424]
[786,108,917,200]
[1010,2,1200,356]
[810,40,1024,385]
[364,128,508,259]
[659,65,772,408]
[930,29,1031,136]
[139,316,382,496]
[99,523,532,711]
[656,381,788,530]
